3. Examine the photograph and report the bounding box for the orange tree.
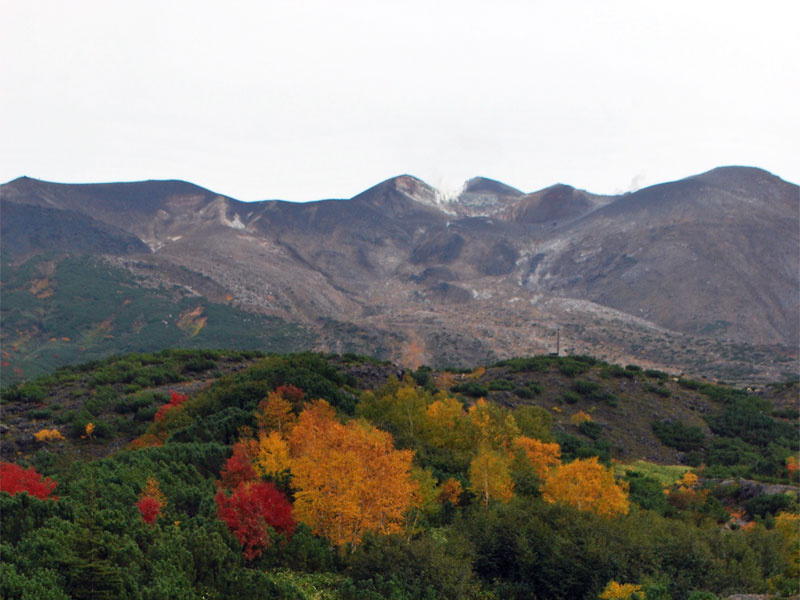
[513,436,561,478]
[288,400,418,548]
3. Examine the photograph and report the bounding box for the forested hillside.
[1,351,798,599]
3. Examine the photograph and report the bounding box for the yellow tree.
[421,395,467,448]
[357,377,429,447]
[774,512,800,579]
[468,445,514,507]
[289,400,418,548]
[542,456,629,517]
[513,405,554,442]
[256,390,296,435]
[570,410,591,425]
[599,580,644,599]
[254,430,291,479]
[513,436,561,478]
[405,466,440,536]
[418,395,476,471]
[467,398,520,450]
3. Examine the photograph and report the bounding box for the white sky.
[2,0,799,201]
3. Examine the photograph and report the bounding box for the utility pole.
[550,328,561,357]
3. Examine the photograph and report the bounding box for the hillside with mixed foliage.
[1,351,798,599]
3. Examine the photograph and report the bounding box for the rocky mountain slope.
[2,167,798,384]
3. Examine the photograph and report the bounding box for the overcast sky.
[2,0,798,202]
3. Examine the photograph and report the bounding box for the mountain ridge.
[2,166,798,384]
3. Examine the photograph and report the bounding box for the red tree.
[275,384,304,406]
[154,390,189,422]
[217,440,257,490]
[137,496,162,525]
[137,477,167,525]
[0,462,57,499]
[215,481,295,560]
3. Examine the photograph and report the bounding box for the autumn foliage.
[570,410,591,425]
[218,439,258,490]
[542,456,629,517]
[289,400,418,548]
[215,481,295,560]
[599,580,644,599]
[438,478,464,505]
[137,477,167,525]
[255,431,291,479]
[33,428,65,442]
[665,470,707,510]
[0,462,57,499]
[256,390,296,435]
[468,445,513,506]
[514,436,561,478]
[786,455,798,478]
[154,390,189,422]
[137,497,162,525]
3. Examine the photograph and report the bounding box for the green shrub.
[488,379,514,391]
[114,392,165,414]
[572,380,600,396]
[28,408,53,420]
[645,369,670,381]
[514,382,542,398]
[687,591,719,600]
[743,493,794,519]
[625,471,671,515]
[411,367,433,388]
[556,432,611,462]
[450,382,489,398]
[706,397,798,449]
[557,359,590,377]
[347,532,482,600]
[183,358,217,373]
[135,406,158,422]
[578,421,603,440]
[651,420,705,451]
[646,384,671,398]
[2,383,47,403]
[678,378,702,390]
[498,357,548,373]
[773,407,800,420]
[606,365,634,379]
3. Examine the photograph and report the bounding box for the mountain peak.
[462,177,523,197]
[349,174,449,217]
[387,174,439,202]
[447,176,524,217]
